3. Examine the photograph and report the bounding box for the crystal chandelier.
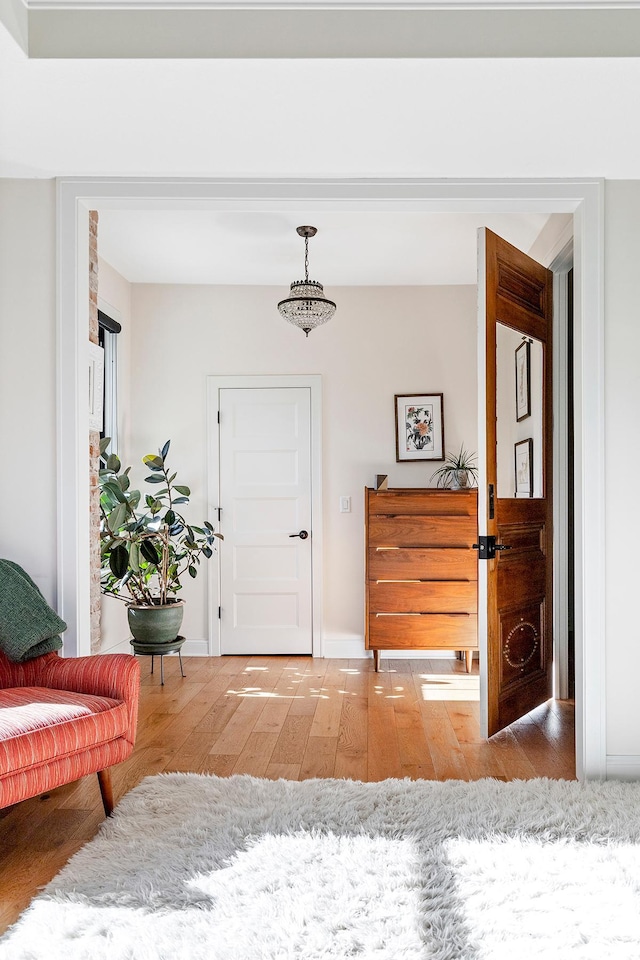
[277,226,336,337]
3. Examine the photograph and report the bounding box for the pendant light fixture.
[278,225,336,337]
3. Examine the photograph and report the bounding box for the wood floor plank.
[209,696,269,756]
[309,681,343,739]
[270,714,314,765]
[200,754,239,777]
[233,732,279,777]
[367,669,402,781]
[253,700,292,736]
[334,692,368,782]
[300,736,338,780]
[394,698,437,774]
[288,659,330,717]
[265,763,301,781]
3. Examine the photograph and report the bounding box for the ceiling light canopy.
[278,226,336,337]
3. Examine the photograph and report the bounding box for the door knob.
[472,536,511,560]
[289,530,309,539]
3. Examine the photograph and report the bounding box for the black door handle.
[472,536,511,560]
[289,530,309,540]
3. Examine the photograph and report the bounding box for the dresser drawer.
[368,547,477,582]
[368,613,478,649]
[369,580,477,615]
[368,515,477,549]
[367,490,477,517]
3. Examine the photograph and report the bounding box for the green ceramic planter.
[127,600,185,645]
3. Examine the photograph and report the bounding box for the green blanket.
[0,559,65,662]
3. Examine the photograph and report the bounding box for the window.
[98,307,121,450]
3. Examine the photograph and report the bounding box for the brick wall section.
[89,210,101,653]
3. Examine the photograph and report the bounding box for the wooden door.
[218,386,313,655]
[481,229,554,737]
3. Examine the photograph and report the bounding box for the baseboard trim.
[103,636,472,662]
[606,756,640,781]
[322,637,368,659]
[99,638,131,655]
[179,638,209,657]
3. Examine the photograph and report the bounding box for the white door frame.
[57,176,604,780]
[550,239,575,702]
[207,375,323,658]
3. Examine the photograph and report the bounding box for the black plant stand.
[130,636,186,685]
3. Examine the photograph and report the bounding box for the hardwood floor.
[0,654,575,935]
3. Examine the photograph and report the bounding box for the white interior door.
[218,386,313,655]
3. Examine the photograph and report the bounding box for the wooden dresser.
[365,487,478,671]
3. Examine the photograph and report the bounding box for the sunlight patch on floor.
[419,673,480,702]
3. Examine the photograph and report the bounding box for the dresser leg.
[373,649,380,672]
[465,650,474,673]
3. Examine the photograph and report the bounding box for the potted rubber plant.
[99,438,222,645]
[430,445,478,489]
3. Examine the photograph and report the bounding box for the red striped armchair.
[0,650,140,815]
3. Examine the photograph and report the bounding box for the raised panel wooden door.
[481,229,554,737]
[218,387,313,655]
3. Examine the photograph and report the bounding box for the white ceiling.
[97,209,553,285]
[2,16,640,182]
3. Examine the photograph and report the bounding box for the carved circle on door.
[503,621,539,670]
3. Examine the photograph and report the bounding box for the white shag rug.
[4,775,640,959]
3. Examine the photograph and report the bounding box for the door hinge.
[217,410,220,424]
[218,606,221,619]
[215,506,222,521]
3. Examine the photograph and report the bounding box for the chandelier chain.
[304,236,309,282]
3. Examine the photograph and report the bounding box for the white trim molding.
[606,756,640,781]
[15,5,640,59]
[57,176,604,779]
[551,240,574,702]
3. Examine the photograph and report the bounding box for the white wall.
[604,181,640,762]
[127,282,478,648]
[0,180,57,604]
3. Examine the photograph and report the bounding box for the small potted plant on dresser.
[430,445,479,489]
[99,439,222,657]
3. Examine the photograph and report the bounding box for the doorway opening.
[57,177,604,779]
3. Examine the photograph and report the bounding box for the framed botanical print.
[515,339,531,422]
[515,438,533,497]
[395,393,444,462]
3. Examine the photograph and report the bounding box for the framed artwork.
[395,393,444,462]
[514,438,533,498]
[515,339,531,422]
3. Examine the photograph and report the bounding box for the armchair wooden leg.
[97,769,114,816]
